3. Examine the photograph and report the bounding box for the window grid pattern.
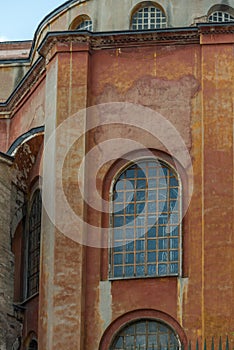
[131,6,167,30]
[110,319,179,350]
[208,11,234,22]
[110,160,180,279]
[27,190,42,297]
[76,20,93,31]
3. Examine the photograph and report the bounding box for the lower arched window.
[110,319,180,349]
[208,11,234,22]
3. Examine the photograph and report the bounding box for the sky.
[0,0,65,42]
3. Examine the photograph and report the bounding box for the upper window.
[69,15,93,31]
[27,189,42,297]
[131,4,167,30]
[110,159,181,279]
[208,11,234,22]
[110,319,180,349]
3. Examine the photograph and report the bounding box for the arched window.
[28,339,38,350]
[131,3,167,30]
[27,189,42,297]
[110,319,180,349]
[110,159,181,279]
[208,11,234,22]
[70,15,93,31]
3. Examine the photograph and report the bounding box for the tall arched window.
[110,319,180,349]
[131,3,167,30]
[27,189,42,297]
[110,159,181,279]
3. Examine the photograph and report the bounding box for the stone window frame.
[109,157,182,280]
[130,1,167,30]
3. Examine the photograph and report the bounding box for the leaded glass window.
[110,319,180,350]
[131,6,167,30]
[27,190,42,297]
[208,11,234,22]
[110,160,181,279]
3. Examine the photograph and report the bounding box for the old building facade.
[0,0,233,349]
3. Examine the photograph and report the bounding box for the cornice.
[197,22,234,35]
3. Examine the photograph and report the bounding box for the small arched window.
[110,159,181,279]
[70,15,93,31]
[27,189,42,297]
[131,3,167,30]
[28,339,38,350]
[110,319,180,349]
[208,11,234,22]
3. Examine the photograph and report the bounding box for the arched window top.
[69,15,93,31]
[110,159,181,279]
[27,189,42,297]
[110,319,180,349]
[131,2,167,30]
[208,4,234,22]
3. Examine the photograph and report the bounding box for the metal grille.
[28,339,38,350]
[76,20,93,31]
[110,160,180,279]
[131,6,167,30]
[27,190,42,297]
[110,319,179,350]
[208,11,234,22]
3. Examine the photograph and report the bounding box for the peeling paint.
[99,281,112,331]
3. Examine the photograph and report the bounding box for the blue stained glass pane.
[148,161,156,167]
[114,245,123,252]
[170,250,178,261]
[126,215,134,224]
[148,168,157,177]
[137,179,146,189]
[158,188,167,200]
[126,179,134,190]
[136,227,145,238]
[136,252,145,263]
[148,335,157,345]
[147,239,156,250]
[169,200,178,211]
[125,253,134,264]
[136,216,145,226]
[148,179,156,188]
[158,264,167,275]
[114,192,124,202]
[114,204,124,215]
[136,240,145,251]
[170,213,178,224]
[137,203,145,213]
[170,177,178,186]
[124,325,134,335]
[114,254,123,264]
[136,322,146,332]
[125,191,134,203]
[125,335,134,346]
[170,238,178,248]
[170,188,178,199]
[148,190,156,200]
[148,226,156,237]
[170,263,178,273]
[147,252,156,262]
[170,226,179,236]
[147,264,156,275]
[158,251,168,262]
[126,228,134,239]
[149,322,157,332]
[136,335,146,346]
[159,166,168,176]
[116,181,124,190]
[125,265,134,277]
[159,201,168,212]
[115,336,123,348]
[158,239,168,249]
[158,225,167,237]
[126,169,135,178]
[158,215,168,225]
[148,202,156,212]
[136,265,145,276]
[114,266,123,277]
[126,203,134,214]
[148,215,156,225]
[114,229,123,240]
[158,178,167,187]
[136,190,145,201]
[137,169,146,178]
[114,216,124,227]
[126,241,134,252]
